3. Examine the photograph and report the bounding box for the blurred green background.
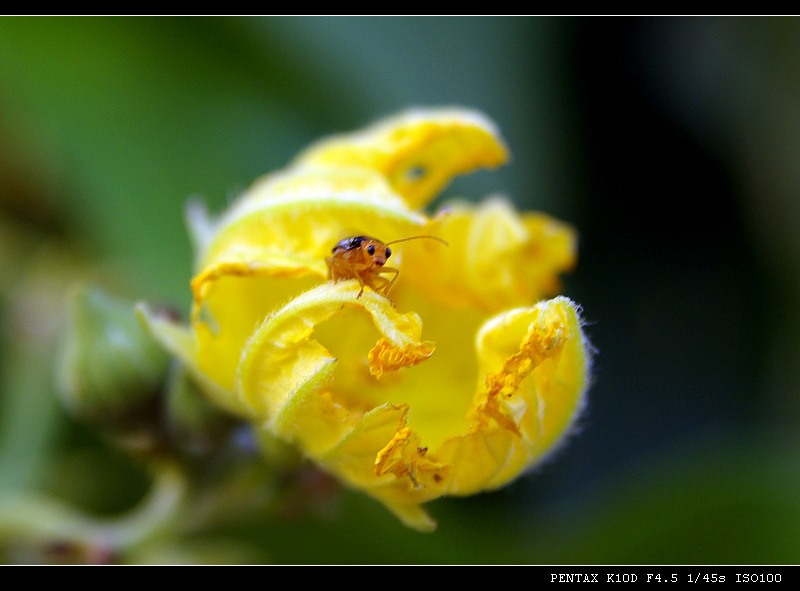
[1,16,799,564]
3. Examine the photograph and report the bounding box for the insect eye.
[367,245,375,255]
[385,247,391,258]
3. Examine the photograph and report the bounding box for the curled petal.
[192,167,426,306]
[235,281,450,530]
[188,170,427,394]
[293,108,509,208]
[401,198,577,312]
[435,297,589,495]
[236,280,434,428]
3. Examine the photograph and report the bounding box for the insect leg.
[325,256,335,280]
[379,266,400,295]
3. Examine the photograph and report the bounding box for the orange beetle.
[326,235,447,297]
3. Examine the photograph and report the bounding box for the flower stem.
[0,460,186,557]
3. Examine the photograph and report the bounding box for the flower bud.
[56,285,169,426]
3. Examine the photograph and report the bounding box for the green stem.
[0,460,186,552]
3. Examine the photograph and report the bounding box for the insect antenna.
[384,235,449,247]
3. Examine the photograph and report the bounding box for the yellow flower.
[139,108,591,531]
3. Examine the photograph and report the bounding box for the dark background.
[1,17,798,563]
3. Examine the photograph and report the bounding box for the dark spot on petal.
[404,165,427,182]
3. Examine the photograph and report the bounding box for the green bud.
[56,285,169,426]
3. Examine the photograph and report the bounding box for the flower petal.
[293,108,509,208]
[236,281,448,530]
[435,297,589,495]
[188,169,428,395]
[400,198,577,313]
[318,404,441,532]
[136,303,253,417]
[236,280,435,425]
[192,167,426,305]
